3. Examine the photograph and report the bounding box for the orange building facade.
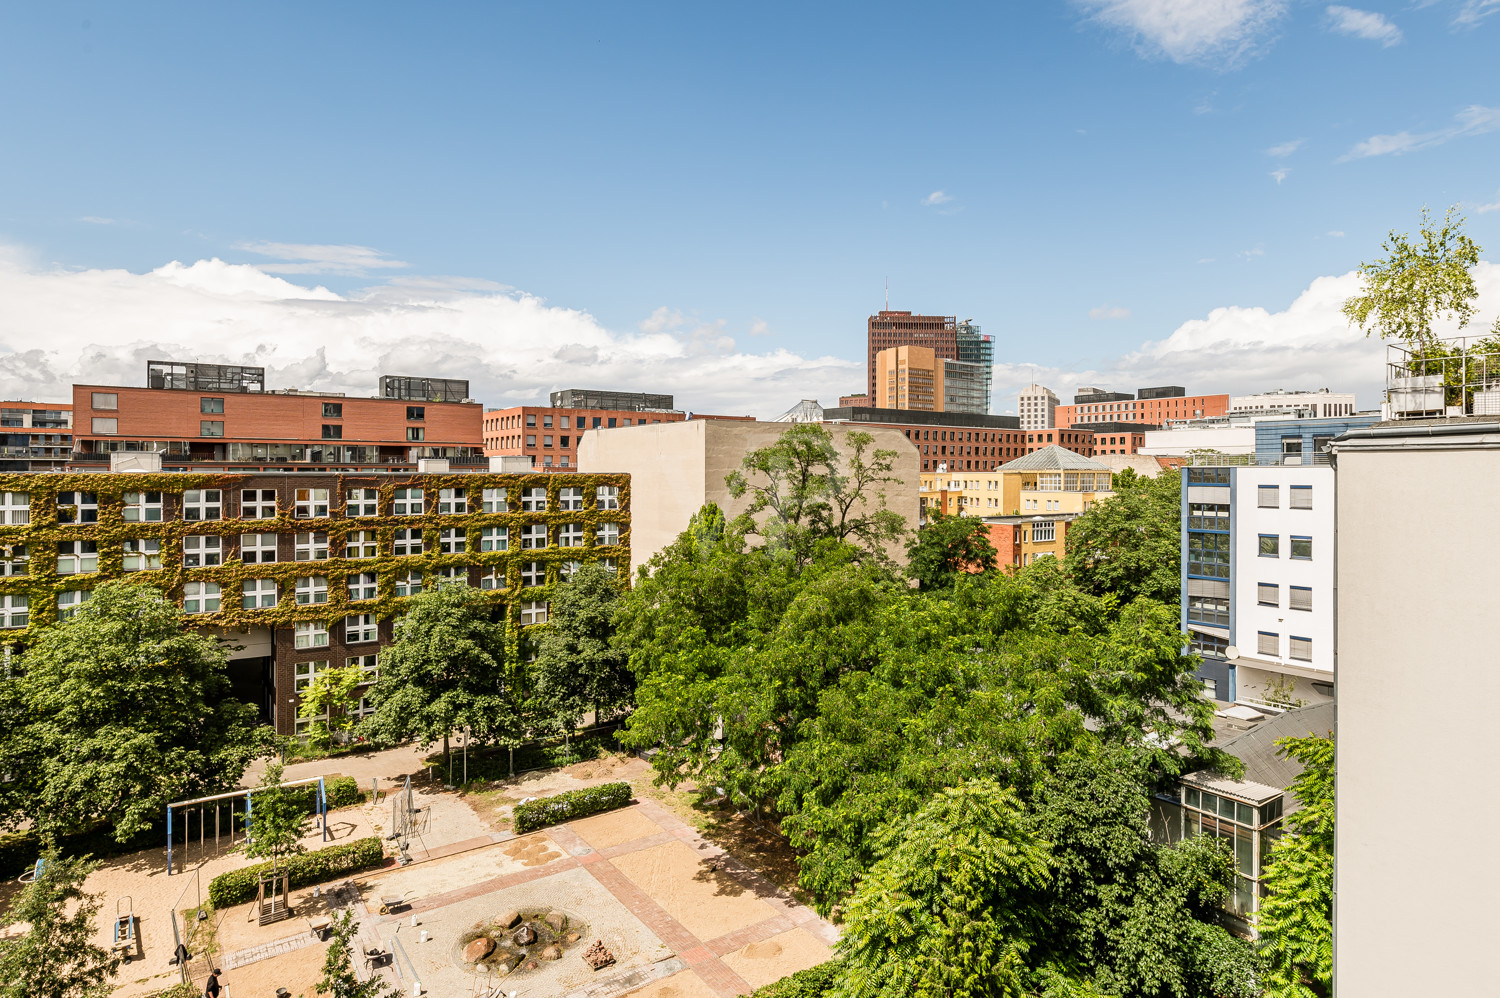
[483,406,688,471]
[1057,393,1228,428]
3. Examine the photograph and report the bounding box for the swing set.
[165,775,329,876]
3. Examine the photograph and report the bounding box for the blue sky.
[1,1,1498,415]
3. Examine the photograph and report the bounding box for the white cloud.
[748,319,772,337]
[1325,5,1403,46]
[994,261,1500,413]
[235,241,409,277]
[1271,167,1290,183]
[1239,247,1266,259]
[78,216,119,226]
[1074,0,1288,67]
[1474,192,1500,214]
[1341,104,1500,160]
[1089,305,1131,320]
[1327,230,1346,237]
[1266,138,1303,157]
[1453,0,1500,27]
[920,190,952,206]
[0,253,858,418]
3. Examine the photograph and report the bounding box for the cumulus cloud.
[1074,0,1288,67]
[236,241,409,277]
[1089,305,1131,320]
[1266,138,1303,157]
[1327,230,1346,237]
[1325,5,1403,45]
[0,253,858,418]
[921,190,952,206]
[1341,104,1500,159]
[993,262,1500,414]
[1475,193,1500,214]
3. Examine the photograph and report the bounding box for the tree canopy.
[905,508,998,590]
[242,761,306,870]
[532,562,632,732]
[0,845,117,998]
[1064,467,1182,606]
[0,582,264,842]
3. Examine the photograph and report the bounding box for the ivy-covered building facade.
[0,470,630,735]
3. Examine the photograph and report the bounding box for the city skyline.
[3,2,1500,416]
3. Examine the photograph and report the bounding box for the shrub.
[140,985,198,998]
[513,782,632,834]
[749,962,841,997]
[208,836,385,908]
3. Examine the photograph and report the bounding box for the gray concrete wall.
[579,420,920,574]
[1332,432,1500,997]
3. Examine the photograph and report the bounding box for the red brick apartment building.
[71,362,483,472]
[820,405,1099,473]
[867,311,957,402]
[1057,392,1228,428]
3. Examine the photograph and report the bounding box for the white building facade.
[1018,384,1058,430]
[1230,389,1356,418]
[1182,464,1335,707]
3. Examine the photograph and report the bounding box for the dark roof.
[1219,701,1334,791]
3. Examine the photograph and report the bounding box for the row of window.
[1187,586,1314,628]
[1257,631,1313,662]
[1259,535,1312,560]
[0,579,565,629]
[26,521,621,574]
[1256,484,1314,510]
[0,486,622,525]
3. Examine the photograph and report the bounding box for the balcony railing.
[1386,337,1500,419]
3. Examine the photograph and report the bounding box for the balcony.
[1385,337,1500,420]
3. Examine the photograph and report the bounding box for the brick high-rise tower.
[867,311,957,403]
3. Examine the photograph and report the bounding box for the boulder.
[540,944,563,961]
[463,937,495,963]
[495,910,521,929]
[544,911,568,933]
[513,924,537,946]
[565,932,581,943]
[525,960,539,971]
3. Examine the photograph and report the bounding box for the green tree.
[1,582,265,842]
[905,509,998,590]
[0,845,118,998]
[298,664,365,749]
[725,423,905,566]
[1256,732,1335,998]
[243,761,306,870]
[532,563,632,731]
[316,909,395,998]
[1064,467,1182,605]
[1342,204,1482,351]
[833,780,1052,998]
[359,582,511,770]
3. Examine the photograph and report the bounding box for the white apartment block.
[1018,384,1058,430]
[1230,389,1355,418]
[1182,465,1334,708]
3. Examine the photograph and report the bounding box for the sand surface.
[623,969,720,998]
[721,927,835,990]
[611,840,778,943]
[570,807,666,851]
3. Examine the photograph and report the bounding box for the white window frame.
[348,696,376,721]
[294,488,329,519]
[240,533,278,563]
[394,571,423,597]
[560,560,582,581]
[183,581,221,614]
[294,532,329,561]
[1257,631,1279,657]
[295,575,329,605]
[240,489,278,520]
[437,488,468,514]
[521,523,548,550]
[294,658,329,691]
[1032,521,1056,543]
[393,528,423,556]
[596,485,619,510]
[122,491,162,522]
[242,578,277,609]
[345,614,378,644]
[348,654,379,684]
[597,522,620,546]
[0,544,28,577]
[348,572,378,601]
[295,621,329,649]
[1290,485,1313,510]
[57,590,91,619]
[183,534,223,567]
[56,492,97,524]
[558,523,584,548]
[558,487,584,511]
[345,530,379,558]
[392,488,424,515]
[482,487,507,513]
[479,567,504,591]
[521,487,547,512]
[57,540,98,575]
[479,526,508,552]
[182,489,222,521]
[520,600,548,625]
[122,538,162,571]
[346,488,380,517]
[1257,485,1279,508]
[437,528,465,554]
[0,594,28,629]
[521,561,545,587]
[1289,636,1313,661]
[435,565,467,583]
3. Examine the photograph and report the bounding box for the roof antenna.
[884,277,889,312]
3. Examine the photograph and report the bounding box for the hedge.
[208,835,385,908]
[513,781,632,834]
[291,775,363,812]
[749,962,841,997]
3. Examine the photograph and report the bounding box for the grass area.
[180,902,220,956]
[425,726,623,784]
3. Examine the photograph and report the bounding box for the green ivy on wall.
[0,471,631,646]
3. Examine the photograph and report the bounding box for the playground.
[36,746,835,998]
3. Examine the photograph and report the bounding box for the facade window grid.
[294,532,330,561]
[1289,486,1313,510]
[1290,536,1313,560]
[294,488,330,519]
[295,576,328,605]
[183,535,223,567]
[1257,631,1279,657]
[345,614,378,644]
[1289,636,1313,661]
[346,489,379,516]
[437,488,467,514]
[392,488,423,515]
[122,538,162,571]
[241,490,278,519]
[480,526,508,552]
[122,491,163,522]
[242,579,277,609]
[57,540,99,575]
[345,530,379,559]
[348,573,378,601]
[0,594,28,629]
[1289,586,1313,612]
[393,528,424,556]
[394,570,423,597]
[182,489,222,521]
[1257,583,1279,606]
[56,492,97,524]
[57,590,91,619]
[240,533,277,563]
[438,528,465,554]
[294,658,328,690]
[482,488,507,513]
[1259,534,1280,558]
[183,581,221,613]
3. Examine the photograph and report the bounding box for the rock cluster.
[582,939,615,971]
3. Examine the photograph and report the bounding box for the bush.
[208,836,385,908]
[749,962,841,997]
[140,985,198,998]
[513,782,632,834]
